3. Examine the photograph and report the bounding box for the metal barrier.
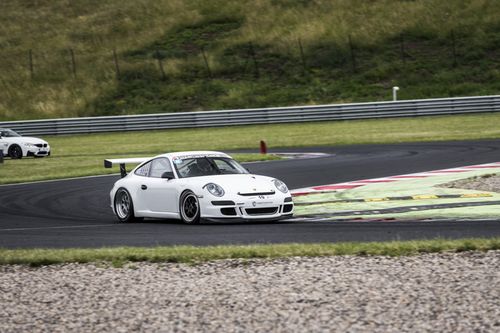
[1,95,499,136]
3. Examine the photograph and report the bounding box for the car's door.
[131,160,153,212]
[140,157,178,213]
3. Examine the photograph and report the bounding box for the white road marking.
[0,173,119,187]
[0,224,116,232]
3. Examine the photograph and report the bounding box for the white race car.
[0,128,51,159]
[105,151,294,223]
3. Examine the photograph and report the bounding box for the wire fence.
[3,30,497,82]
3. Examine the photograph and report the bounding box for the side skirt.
[135,210,181,220]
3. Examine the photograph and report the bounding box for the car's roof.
[156,151,232,160]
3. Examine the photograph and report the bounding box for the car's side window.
[149,158,173,178]
[135,161,152,177]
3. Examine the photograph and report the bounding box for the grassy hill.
[0,0,499,120]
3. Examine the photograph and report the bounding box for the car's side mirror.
[161,171,175,179]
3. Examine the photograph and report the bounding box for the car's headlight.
[203,183,225,197]
[273,179,288,193]
[23,143,35,147]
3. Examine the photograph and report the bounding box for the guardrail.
[1,95,499,136]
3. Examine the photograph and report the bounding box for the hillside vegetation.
[0,0,499,120]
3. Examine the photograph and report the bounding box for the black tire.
[114,188,142,223]
[179,190,201,224]
[8,145,23,159]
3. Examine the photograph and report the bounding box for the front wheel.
[114,188,142,223]
[8,145,23,159]
[179,190,201,224]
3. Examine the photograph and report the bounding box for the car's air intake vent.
[245,207,278,215]
[238,191,275,196]
[283,204,293,213]
[211,201,235,206]
[221,208,237,216]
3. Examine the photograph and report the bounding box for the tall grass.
[0,0,499,120]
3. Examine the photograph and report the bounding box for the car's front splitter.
[203,213,293,223]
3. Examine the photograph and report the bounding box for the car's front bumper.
[26,146,51,157]
[199,194,294,221]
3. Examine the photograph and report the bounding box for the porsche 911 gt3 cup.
[105,151,293,223]
[0,128,51,159]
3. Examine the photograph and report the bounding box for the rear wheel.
[8,145,23,159]
[114,188,142,223]
[179,190,201,224]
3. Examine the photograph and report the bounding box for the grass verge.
[1,238,498,267]
[1,112,500,185]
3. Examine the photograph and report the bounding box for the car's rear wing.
[104,157,152,178]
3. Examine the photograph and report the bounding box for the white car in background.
[0,128,51,159]
[105,151,294,224]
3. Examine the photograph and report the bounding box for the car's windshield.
[0,129,21,138]
[173,156,248,178]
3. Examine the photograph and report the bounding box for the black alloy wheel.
[179,190,201,224]
[8,145,23,159]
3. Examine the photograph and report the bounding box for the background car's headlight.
[204,183,225,197]
[273,179,288,193]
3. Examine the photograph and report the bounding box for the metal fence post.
[393,86,400,101]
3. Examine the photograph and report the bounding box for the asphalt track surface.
[1,140,500,249]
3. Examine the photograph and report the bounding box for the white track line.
[0,173,119,187]
[0,224,116,232]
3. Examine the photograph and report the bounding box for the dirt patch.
[441,173,500,193]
